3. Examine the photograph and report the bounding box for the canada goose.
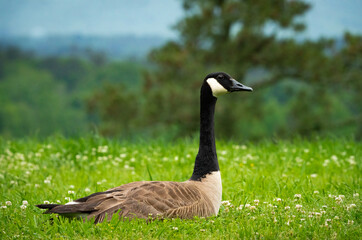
[37,72,252,223]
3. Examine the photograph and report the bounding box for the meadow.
[0,136,360,239]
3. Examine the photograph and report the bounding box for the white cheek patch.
[206,78,228,97]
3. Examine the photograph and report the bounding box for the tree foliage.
[123,0,361,140]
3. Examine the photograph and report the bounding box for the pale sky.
[0,0,361,39]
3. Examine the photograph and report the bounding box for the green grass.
[0,136,360,239]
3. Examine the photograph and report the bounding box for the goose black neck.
[190,82,219,181]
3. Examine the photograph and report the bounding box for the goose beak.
[230,79,253,92]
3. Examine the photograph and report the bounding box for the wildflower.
[348,220,354,225]
[338,195,345,199]
[249,206,256,211]
[237,205,243,210]
[295,204,302,209]
[349,203,356,208]
[245,203,251,208]
[172,227,178,230]
[254,199,259,205]
[85,188,91,192]
[43,201,49,204]
[5,201,12,206]
[347,203,357,210]
[20,205,27,210]
[44,179,51,184]
[69,185,75,189]
[331,155,338,161]
[294,194,302,199]
[334,216,339,220]
[275,198,282,202]
[273,218,277,223]
[68,191,75,195]
[22,200,28,205]
[322,205,328,208]
[310,174,318,178]
[335,196,343,204]
[200,229,206,232]
[313,190,319,194]
[34,184,40,188]
[353,193,359,197]
[221,200,231,207]
[285,206,290,210]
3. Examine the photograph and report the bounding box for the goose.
[36,72,253,223]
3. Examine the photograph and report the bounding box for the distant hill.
[0,34,167,60]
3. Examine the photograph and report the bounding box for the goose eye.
[217,75,223,80]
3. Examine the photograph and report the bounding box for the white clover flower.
[1,206,7,209]
[348,220,354,225]
[237,205,243,210]
[20,205,27,210]
[85,188,91,192]
[43,201,49,204]
[249,206,256,211]
[172,227,178,230]
[338,195,345,199]
[254,199,260,204]
[22,200,28,205]
[334,216,339,220]
[68,191,75,195]
[313,190,319,194]
[69,185,75,189]
[335,197,343,204]
[295,204,302,209]
[353,193,359,197]
[294,194,302,199]
[44,179,51,184]
[322,205,328,208]
[310,174,318,178]
[273,218,278,223]
[34,184,40,188]
[245,203,251,208]
[221,200,231,207]
[331,155,338,161]
[285,206,290,210]
[56,200,61,203]
[200,229,206,232]
[275,198,282,202]
[5,201,12,206]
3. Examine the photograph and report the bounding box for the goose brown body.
[39,171,222,223]
[36,72,252,223]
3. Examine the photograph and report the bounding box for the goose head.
[205,72,253,97]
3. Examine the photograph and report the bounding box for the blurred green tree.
[0,60,87,137]
[88,0,362,140]
[139,0,360,139]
